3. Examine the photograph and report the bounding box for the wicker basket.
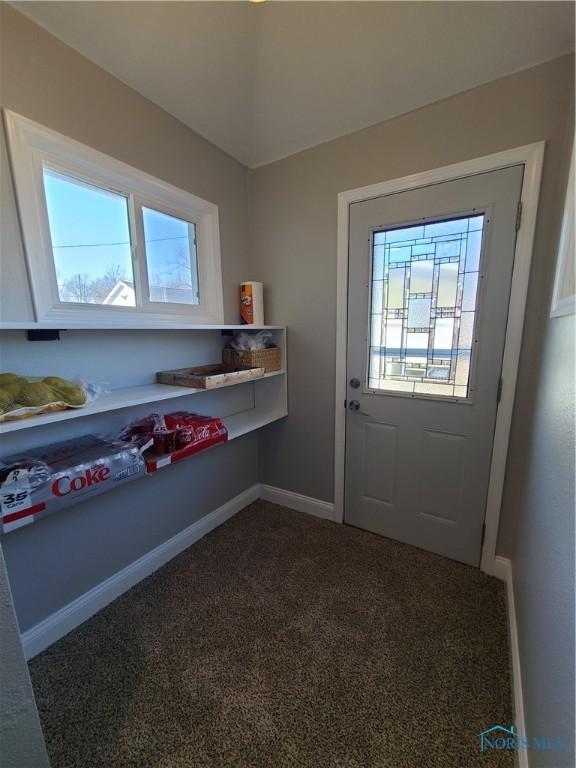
[222,346,281,373]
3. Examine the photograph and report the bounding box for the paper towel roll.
[240,282,264,325]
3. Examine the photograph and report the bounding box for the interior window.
[43,169,136,306]
[142,207,199,306]
[6,111,223,325]
[367,214,485,399]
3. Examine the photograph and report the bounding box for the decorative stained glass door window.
[367,214,485,398]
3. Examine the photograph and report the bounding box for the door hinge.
[481,522,486,547]
[515,201,523,231]
[344,399,347,409]
[497,377,503,404]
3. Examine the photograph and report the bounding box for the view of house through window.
[367,214,485,399]
[42,170,200,309]
[43,169,136,306]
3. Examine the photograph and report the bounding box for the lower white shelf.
[224,409,287,441]
[146,409,287,472]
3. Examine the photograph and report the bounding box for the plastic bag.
[0,374,108,423]
[229,330,273,351]
[116,412,164,452]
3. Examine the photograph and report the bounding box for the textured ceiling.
[12,1,576,167]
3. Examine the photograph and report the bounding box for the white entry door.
[345,166,524,566]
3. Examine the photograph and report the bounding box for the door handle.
[348,400,370,416]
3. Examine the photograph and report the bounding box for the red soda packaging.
[118,411,228,472]
[0,435,146,534]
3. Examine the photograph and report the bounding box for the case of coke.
[0,412,227,535]
[118,411,228,472]
[0,436,145,534]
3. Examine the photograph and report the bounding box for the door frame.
[334,143,545,574]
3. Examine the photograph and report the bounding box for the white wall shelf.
[0,322,284,331]
[0,371,285,435]
[0,326,288,447]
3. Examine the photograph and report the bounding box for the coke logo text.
[52,465,111,497]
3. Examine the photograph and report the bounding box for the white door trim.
[334,143,545,574]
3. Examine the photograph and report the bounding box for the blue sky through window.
[142,207,198,304]
[43,170,133,283]
[42,169,198,305]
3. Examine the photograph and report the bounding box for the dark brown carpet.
[30,501,513,768]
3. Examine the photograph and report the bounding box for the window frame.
[4,110,224,325]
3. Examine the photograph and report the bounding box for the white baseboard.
[493,555,528,768]
[259,484,336,522]
[21,483,335,659]
[22,484,260,660]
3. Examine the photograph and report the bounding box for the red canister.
[153,429,176,455]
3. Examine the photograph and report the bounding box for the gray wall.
[506,312,574,768]
[0,5,258,633]
[0,545,49,767]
